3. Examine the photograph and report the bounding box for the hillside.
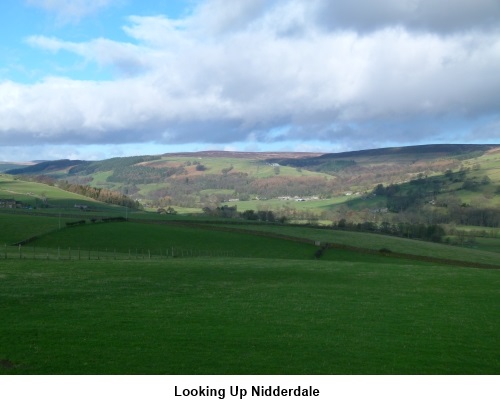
[5,144,500,229]
[0,174,136,214]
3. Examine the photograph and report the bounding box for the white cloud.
[26,35,151,76]
[2,0,500,152]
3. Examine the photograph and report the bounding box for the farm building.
[0,199,22,208]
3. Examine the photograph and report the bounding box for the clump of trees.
[157,207,177,215]
[334,219,446,242]
[201,206,287,223]
[240,209,287,223]
[57,181,141,209]
[202,205,238,218]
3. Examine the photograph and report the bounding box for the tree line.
[57,181,141,209]
[201,205,287,223]
[14,175,141,209]
[335,219,446,242]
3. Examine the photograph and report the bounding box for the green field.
[1,258,498,374]
[1,187,499,374]
[215,223,500,267]
[0,175,125,213]
[233,195,353,213]
[15,221,319,261]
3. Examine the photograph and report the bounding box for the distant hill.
[162,150,323,159]
[315,143,495,158]
[0,162,35,173]
[8,144,497,178]
[270,144,498,170]
[6,159,88,175]
[6,144,499,225]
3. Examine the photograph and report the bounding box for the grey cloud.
[315,0,500,34]
[191,0,283,35]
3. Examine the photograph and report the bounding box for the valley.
[1,144,499,375]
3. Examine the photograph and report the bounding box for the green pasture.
[452,225,500,236]
[475,149,500,181]
[0,175,109,210]
[446,236,500,254]
[199,188,235,195]
[19,221,320,261]
[0,258,498,374]
[0,176,78,200]
[230,196,351,213]
[0,213,69,245]
[458,189,500,207]
[216,224,500,267]
[3,224,430,267]
[88,170,114,188]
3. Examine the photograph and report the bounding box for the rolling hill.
[4,144,500,228]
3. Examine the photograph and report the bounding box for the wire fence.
[1,244,235,261]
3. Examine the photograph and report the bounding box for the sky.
[1,0,499,162]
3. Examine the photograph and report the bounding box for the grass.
[15,219,468,266]
[20,221,321,261]
[216,223,500,267]
[232,196,351,213]
[0,213,61,245]
[0,175,115,211]
[0,258,498,374]
[471,237,500,253]
[1,198,499,375]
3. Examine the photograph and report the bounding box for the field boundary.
[1,244,233,261]
[191,223,500,270]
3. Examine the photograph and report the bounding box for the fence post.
[19,244,21,259]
